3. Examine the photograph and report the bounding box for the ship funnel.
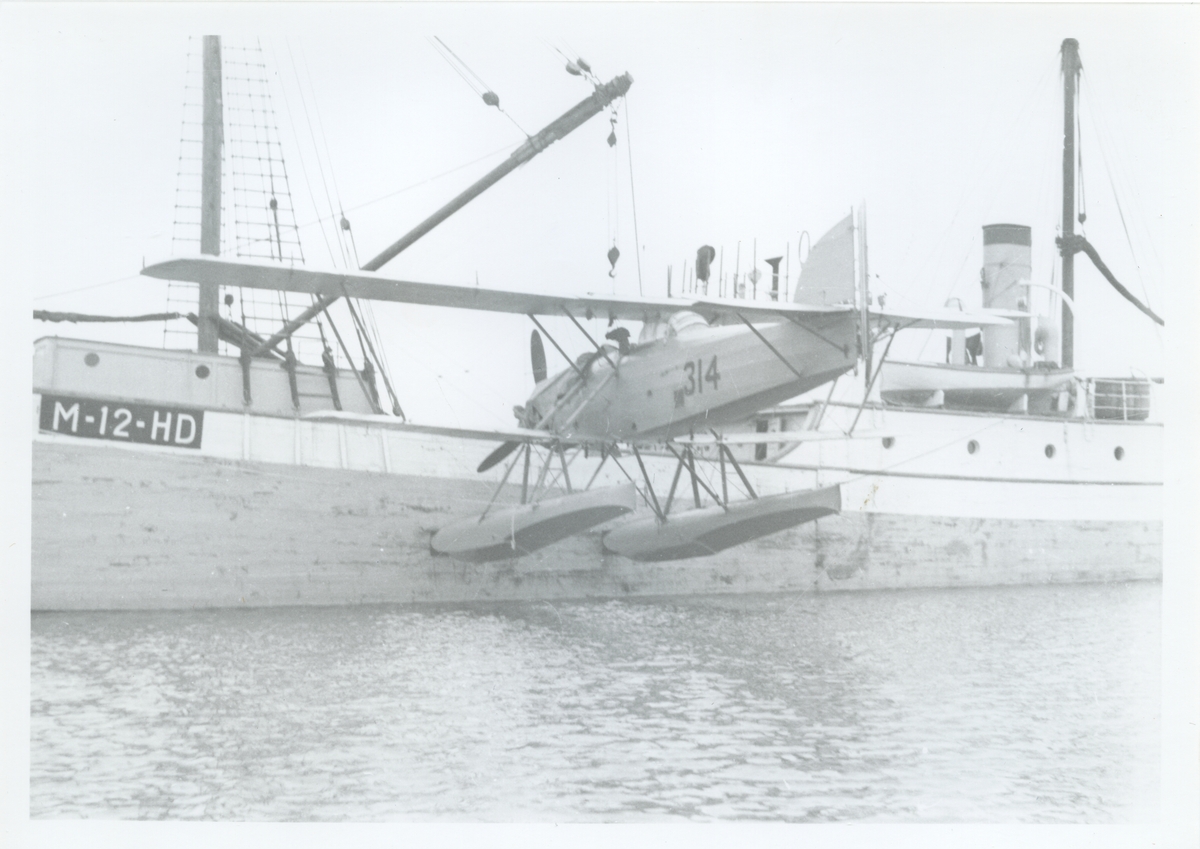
[766,257,783,301]
[980,224,1031,368]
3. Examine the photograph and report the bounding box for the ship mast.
[197,35,224,354]
[1059,38,1081,369]
[1054,37,1163,350]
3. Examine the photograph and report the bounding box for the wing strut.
[848,325,902,434]
[561,307,619,371]
[664,444,725,511]
[661,453,687,518]
[631,446,664,521]
[735,313,807,383]
[477,439,528,522]
[714,438,758,500]
[528,314,585,378]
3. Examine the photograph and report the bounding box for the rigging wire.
[432,36,491,96]
[271,43,339,268]
[430,36,529,137]
[899,53,1058,310]
[34,274,142,302]
[292,142,513,232]
[269,39,351,373]
[285,39,350,268]
[605,95,621,287]
[293,42,404,397]
[300,46,355,266]
[910,52,1058,361]
[345,295,405,418]
[623,98,644,297]
[1076,83,1087,228]
[545,40,600,85]
[1079,68,1157,312]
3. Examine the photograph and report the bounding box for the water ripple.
[31,582,1159,821]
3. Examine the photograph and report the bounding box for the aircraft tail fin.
[793,214,856,306]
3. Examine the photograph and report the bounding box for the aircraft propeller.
[477,439,520,473]
[478,329,550,473]
[531,329,547,384]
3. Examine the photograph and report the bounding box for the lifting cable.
[431,37,528,137]
[624,98,644,296]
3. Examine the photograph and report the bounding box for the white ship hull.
[31,340,1161,610]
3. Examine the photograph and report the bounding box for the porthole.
[1114,446,1125,461]
[195,364,211,379]
[1044,444,1056,459]
[882,437,895,449]
[967,440,979,455]
[84,352,99,367]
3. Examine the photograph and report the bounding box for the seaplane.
[145,218,1010,563]
[141,58,1010,564]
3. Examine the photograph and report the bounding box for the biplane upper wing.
[142,256,1009,329]
[145,256,687,324]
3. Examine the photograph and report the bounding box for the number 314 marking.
[683,356,720,395]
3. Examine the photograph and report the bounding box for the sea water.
[30,581,1159,822]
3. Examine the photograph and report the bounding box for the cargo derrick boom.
[250,73,634,359]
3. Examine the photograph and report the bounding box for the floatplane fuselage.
[522,310,859,443]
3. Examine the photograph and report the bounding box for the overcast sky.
[4,3,1195,428]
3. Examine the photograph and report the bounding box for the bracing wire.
[900,53,1058,309]
[294,142,513,232]
[1076,84,1087,228]
[431,36,528,136]
[624,98,644,297]
[1080,69,1156,312]
[300,48,353,259]
[285,40,349,269]
[293,43,405,392]
[272,42,339,268]
[433,36,491,95]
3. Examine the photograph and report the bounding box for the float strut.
[631,446,664,521]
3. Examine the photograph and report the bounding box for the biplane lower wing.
[301,411,563,445]
[142,256,1010,329]
[669,430,893,446]
[305,411,896,448]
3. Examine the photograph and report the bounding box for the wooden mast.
[197,35,223,353]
